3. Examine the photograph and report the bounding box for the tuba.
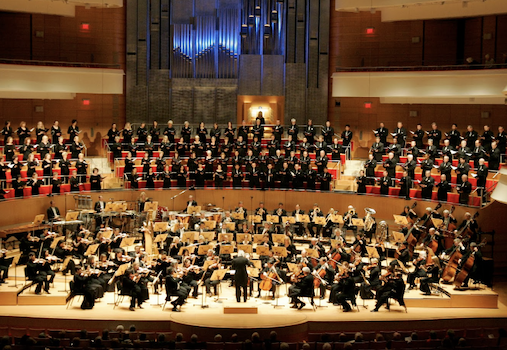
[364,208,376,232]
[377,220,388,243]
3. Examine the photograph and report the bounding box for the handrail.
[0,58,121,69]
[336,63,507,73]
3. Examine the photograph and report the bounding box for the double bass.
[453,238,486,288]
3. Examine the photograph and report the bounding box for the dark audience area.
[0,325,505,350]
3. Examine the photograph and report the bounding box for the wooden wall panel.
[0,7,125,66]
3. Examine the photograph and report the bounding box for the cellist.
[257,259,281,300]
[455,242,482,289]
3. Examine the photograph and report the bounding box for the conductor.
[231,250,253,302]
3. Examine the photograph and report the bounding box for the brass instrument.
[364,208,376,232]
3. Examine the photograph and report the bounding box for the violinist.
[314,257,335,300]
[288,266,314,309]
[180,258,202,298]
[333,269,355,312]
[283,236,297,262]
[203,253,220,296]
[154,251,171,294]
[84,256,106,298]
[113,251,132,266]
[55,241,76,275]
[96,253,117,292]
[257,259,281,300]
[72,234,90,260]
[20,232,39,258]
[166,266,189,312]
[371,268,406,313]
[391,241,410,268]
[39,249,58,285]
[26,252,51,295]
[121,269,144,311]
[420,256,441,295]
[73,266,97,309]
[131,262,151,304]
[407,251,428,290]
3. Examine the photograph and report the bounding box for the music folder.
[253,234,264,244]
[197,244,212,255]
[153,233,168,243]
[256,246,270,256]
[178,245,195,255]
[187,206,201,215]
[236,233,252,243]
[144,201,159,212]
[266,215,279,224]
[282,216,296,224]
[272,246,287,257]
[237,244,253,254]
[352,218,365,227]
[393,215,409,226]
[218,233,233,242]
[84,243,99,256]
[272,234,285,244]
[219,245,234,255]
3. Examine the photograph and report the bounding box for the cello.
[259,266,281,291]
[418,203,442,242]
[453,238,486,288]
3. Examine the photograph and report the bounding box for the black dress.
[90,174,102,191]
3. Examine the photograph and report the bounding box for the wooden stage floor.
[1,270,507,339]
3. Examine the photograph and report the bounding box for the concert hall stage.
[1,273,506,341]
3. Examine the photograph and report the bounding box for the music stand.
[58,256,73,292]
[298,214,310,223]
[266,215,279,224]
[249,215,262,224]
[210,269,228,302]
[272,246,287,258]
[84,243,99,257]
[187,206,201,215]
[231,212,244,221]
[32,214,45,226]
[332,214,344,224]
[313,217,326,225]
[366,246,380,262]
[65,211,79,221]
[201,231,215,242]
[198,244,213,255]
[144,202,159,212]
[104,202,115,212]
[237,244,253,255]
[120,237,136,253]
[153,222,168,232]
[352,218,364,227]
[8,254,21,288]
[204,221,216,230]
[393,215,409,226]
[236,233,252,243]
[182,231,198,243]
[306,248,320,260]
[153,233,168,245]
[223,222,235,232]
[219,245,234,256]
[391,231,405,244]
[253,234,264,244]
[218,233,233,243]
[282,216,296,224]
[99,229,113,240]
[272,234,285,244]
[50,236,65,254]
[256,246,270,257]
[178,245,195,255]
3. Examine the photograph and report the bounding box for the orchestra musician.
[165,266,189,312]
[47,201,61,222]
[333,268,355,312]
[371,268,406,313]
[308,203,323,237]
[73,266,98,309]
[288,266,314,309]
[121,269,145,311]
[419,256,441,295]
[26,252,51,295]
